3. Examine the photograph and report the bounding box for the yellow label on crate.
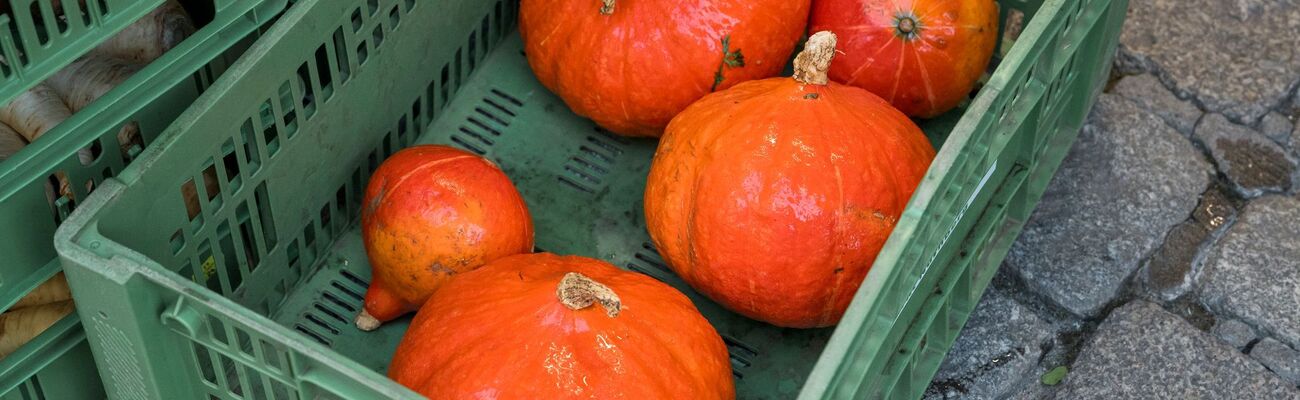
[201,256,217,281]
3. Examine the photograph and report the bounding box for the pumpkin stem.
[600,0,615,15]
[793,31,838,86]
[557,272,621,318]
[355,309,381,331]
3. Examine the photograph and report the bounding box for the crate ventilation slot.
[723,335,759,379]
[295,270,368,346]
[559,128,627,194]
[189,311,297,399]
[626,241,673,282]
[450,88,524,155]
[0,0,112,79]
[16,375,45,400]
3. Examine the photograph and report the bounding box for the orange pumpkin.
[356,145,533,330]
[389,253,734,399]
[643,32,936,328]
[810,0,998,118]
[520,0,811,137]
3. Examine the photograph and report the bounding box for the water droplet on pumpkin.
[943,11,957,21]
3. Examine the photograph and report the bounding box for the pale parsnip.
[46,55,144,165]
[0,84,71,143]
[8,273,71,312]
[90,0,194,64]
[0,122,26,161]
[0,301,74,359]
[46,55,142,112]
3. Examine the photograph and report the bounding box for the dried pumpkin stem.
[793,31,838,86]
[600,0,615,15]
[355,309,381,331]
[557,272,621,317]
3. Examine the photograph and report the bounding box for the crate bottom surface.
[233,30,974,399]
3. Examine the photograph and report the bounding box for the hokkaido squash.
[389,253,734,399]
[520,0,811,137]
[810,0,998,118]
[643,32,936,328]
[356,145,533,331]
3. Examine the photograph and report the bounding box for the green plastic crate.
[0,0,161,103]
[54,0,1126,398]
[0,0,287,398]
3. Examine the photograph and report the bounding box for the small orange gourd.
[356,145,533,330]
[644,32,936,328]
[389,253,734,399]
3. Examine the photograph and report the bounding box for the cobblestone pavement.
[925,0,1300,398]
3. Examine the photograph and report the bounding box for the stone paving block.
[1005,382,1052,400]
[1213,319,1258,351]
[1292,119,1300,152]
[1202,196,1300,352]
[1006,95,1212,317]
[1195,113,1297,197]
[1112,73,1202,136]
[1251,338,1300,386]
[1117,0,1300,124]
[1055,301,1298,398]
[1291,85,1300,117]
[924,290,1052,400]
[1262,112,1294,145]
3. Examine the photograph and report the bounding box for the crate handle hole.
[79,139,103,165]
[181,178,202,220]
[170,229,186,255]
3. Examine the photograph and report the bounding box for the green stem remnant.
[712,35,746,91]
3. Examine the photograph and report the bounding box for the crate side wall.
[798,0,1129,397]
[65,0,514,398]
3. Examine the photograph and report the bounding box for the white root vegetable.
[46,55,143,165]
[0,122,26,161]
[8,273,71,312]
[46,55,142,112]
[90,0,194,64]
[0,301,74,359]
[0,83,72,143]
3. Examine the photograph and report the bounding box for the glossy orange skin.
[644,76,936,328]
[361,145,533,323]
[811,0,998,118]
[389,253,734,399]
[520,0,811,137]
